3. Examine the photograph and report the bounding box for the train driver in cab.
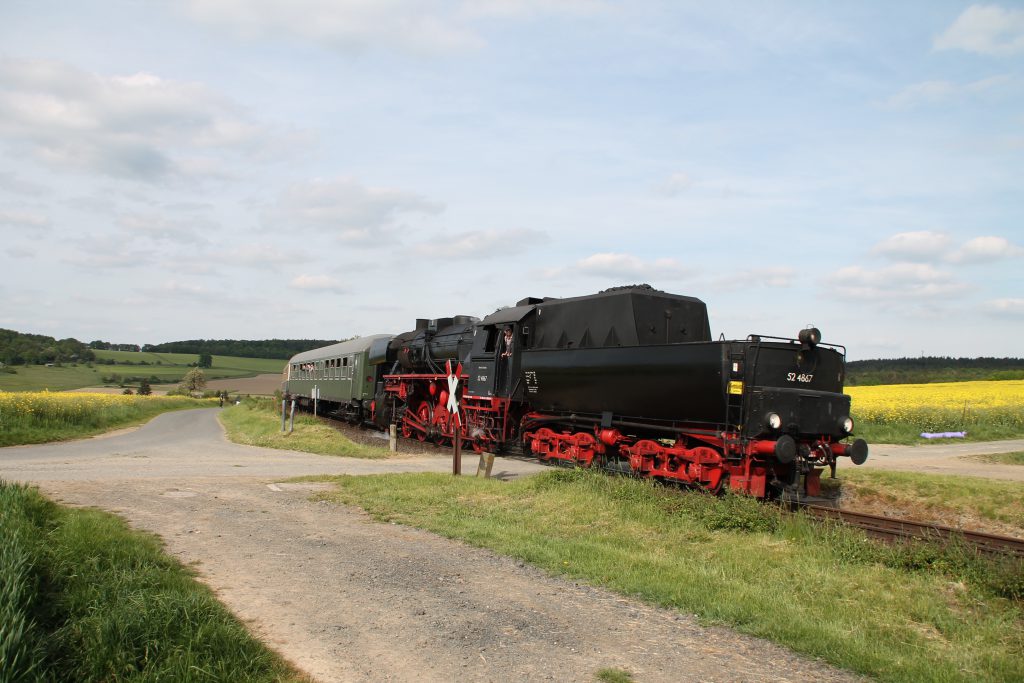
[500,325,514,359]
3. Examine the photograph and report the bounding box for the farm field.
[0,391,215,446]
[848,379,1024,444]
[0,351,284,392]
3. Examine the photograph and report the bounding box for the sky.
[0,1,1021,360]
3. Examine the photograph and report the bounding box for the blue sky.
[0,1,1021,360]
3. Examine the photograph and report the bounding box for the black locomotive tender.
[283,285,868,498]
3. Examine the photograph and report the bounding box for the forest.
[845,356,1024,385]
[0,329,95,365]
[141,339,339,360]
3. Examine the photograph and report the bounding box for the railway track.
[797,504,1024,558]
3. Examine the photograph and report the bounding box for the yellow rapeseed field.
[846,380,1024,431]
[0,391,213,445]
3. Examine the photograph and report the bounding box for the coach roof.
[288,334,392,364]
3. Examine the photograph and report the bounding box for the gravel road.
[11,408,987,682]
[861,438,1024,481]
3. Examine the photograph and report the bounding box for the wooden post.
[476,452,495,478]
[289,400,296,433]
[389,423,397,452]
[453,429,462,476]
[281,397,286,432]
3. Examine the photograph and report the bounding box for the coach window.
[335,358,341,379]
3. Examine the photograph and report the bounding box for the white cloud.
[0,172,48,196]
[934,4,1024,56]
[185,0,484,55]
[655,172,693,197]
[0,209,50,230]
[947,235,1024,263]
[983,298,1024,318]
[871,231,951,262]
[711,267,796,290]
[825,263,968,301]
[217,244,305,267]
[871,231,1023,265]
[541,252,694,281]
[158,280,208,298]
[289,274,347,293]
[0,57,273,181]
[882,76,1010,109]
[412,228,546,258]
[263,177,443,244]
[5,246,35,259]
[116,213,211,245]
[463,0,606,18]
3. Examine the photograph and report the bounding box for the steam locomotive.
[283,285,868,498]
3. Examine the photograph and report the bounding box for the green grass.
[0,480,304,682]
[832,468,1024,530]
[304,469,1024,683]
[93,350,284,374]
[967,451,1024,466]
[0,353,283,393]
[854,421,1024,445]
[219,398,385,459]
[595,668,634,683]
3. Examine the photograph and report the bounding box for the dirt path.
[861,438,1024,481]
[2,410,863,682]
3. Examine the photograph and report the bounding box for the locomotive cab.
[468,305,533,399]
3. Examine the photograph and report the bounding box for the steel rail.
[796,503,1024,558]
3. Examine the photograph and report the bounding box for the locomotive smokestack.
[798,327,821,349]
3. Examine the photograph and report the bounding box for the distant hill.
[0,329,95,365]
[141,339,340,360]
[846,357,1024,385]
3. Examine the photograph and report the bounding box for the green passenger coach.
[283,334,392,421]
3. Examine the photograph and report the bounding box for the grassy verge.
[967,452,1024,466]
[0,392,216,447]
[825,469,1024,533]
[219,398,385,459]
[0,480,304,682]
[854,422,1024,445]
[303,469,1024,683]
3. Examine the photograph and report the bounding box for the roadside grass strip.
[311,469,1024,683]
[967,451,1024,467]
[848,380,1024,444]
[0,392,215,447]
[0,481,303,682]
[219,398,385,459]
[832,469,1024,533]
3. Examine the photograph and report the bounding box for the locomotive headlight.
[841,416,854,434]
[766,412,782,430]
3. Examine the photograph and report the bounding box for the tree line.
[0,329,95,365]
[846,356,1024,385]
[141,339,339,360]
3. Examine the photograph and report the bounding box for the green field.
[0,351,283,392]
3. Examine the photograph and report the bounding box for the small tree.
[179,368,207,396]
[198,353,213,368]
[122,388,134,395]
[138,380,152,396]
